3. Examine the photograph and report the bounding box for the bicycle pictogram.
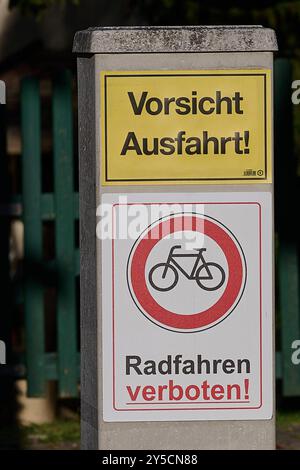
[148,245,226,292]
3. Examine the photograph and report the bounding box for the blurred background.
[0,0,300,450]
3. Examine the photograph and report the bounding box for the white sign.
[101,192,273,421]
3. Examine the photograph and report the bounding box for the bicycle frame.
[162,245,211,280]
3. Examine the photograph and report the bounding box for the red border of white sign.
[128,213,246,332]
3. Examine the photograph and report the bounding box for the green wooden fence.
[21,70,79,397]
[275,58,300,396]
[1,63,300,398]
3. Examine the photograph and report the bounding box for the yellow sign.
[101,70,271,185]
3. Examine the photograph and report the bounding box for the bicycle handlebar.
[170,245,206,254]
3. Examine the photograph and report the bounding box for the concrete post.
[73,26,278,450]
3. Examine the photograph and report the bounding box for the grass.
[276,409,300,449]
[22,419,80,446]
[22,411,300,448]
[0,418,80,449]
[1,411,300,449]
[277,410,300,429]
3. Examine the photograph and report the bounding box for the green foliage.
[9,0,79,16]
[8,0,300,54]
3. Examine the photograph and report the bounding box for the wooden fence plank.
[21,77,45,396]
[53,70,78,397]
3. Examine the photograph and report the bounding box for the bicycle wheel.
[148,263,179,292]
[196,263,225,291]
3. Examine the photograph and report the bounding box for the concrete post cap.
[73,25,278,54]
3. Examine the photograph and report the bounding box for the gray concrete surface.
[73,25,278,54]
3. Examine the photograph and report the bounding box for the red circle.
[129,215,244,331]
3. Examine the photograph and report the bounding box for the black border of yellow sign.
[101,71,270,185]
